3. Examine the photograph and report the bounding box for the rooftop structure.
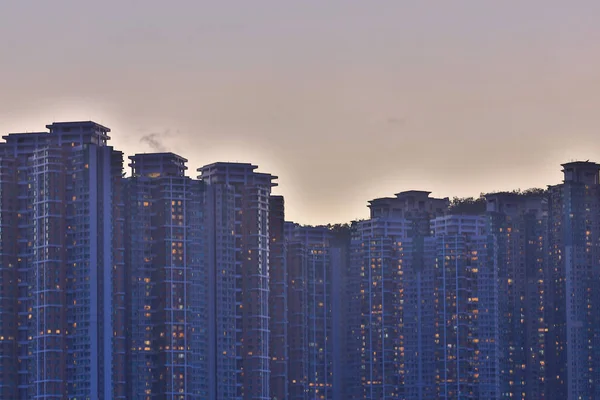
[561,161,600,184]
[129,152,188,177]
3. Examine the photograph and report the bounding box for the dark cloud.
[139,130,171,152]
[387,117,405,125]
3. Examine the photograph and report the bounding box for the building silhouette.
[0,121,126,399]
[486,192,547,399]
[125,153,207,399]
[285,223,335,399]
[268,195,288,400]
[2,120,600,399]
[199,162,276,400]
[430,214,492,398]
[351,191,447,399]
[547,162,600,399]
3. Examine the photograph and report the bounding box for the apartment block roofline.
[368,190,449,206]
[560,160,600,168]
[46,120,111,133]
[2,131,49,141]
[197,161,278,187]
[128,152,188,163]
[46,121,112,143]
[129,152,189,177]
[367,197,397,207]
[559,160,600,184]
[394,190,433,197]
[199,161,257,170]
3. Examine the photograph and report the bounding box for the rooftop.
[46,120,111,133]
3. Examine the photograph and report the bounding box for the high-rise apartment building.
[286,233,309,400]
[4,119,600,400]
[352,229,404,399]
[350,191,506,399]
[430,214,491,398]
[351,191,448,399]
[0,121,126,399]
[328,224,352,400]
[125,153,207,399]
[0,154,19,398]
[285,224,335,400]
[344,221,364,400]
[547,162,600,399]
[268,196,287,400]
[199,162,276,400]
[486,192,548,399]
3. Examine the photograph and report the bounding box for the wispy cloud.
[387,117,405,126]
[139,129,171,152]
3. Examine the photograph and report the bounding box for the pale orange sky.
[1,1,600,224]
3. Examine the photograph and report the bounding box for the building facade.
[430,214,491,398]
[268,196,288,400]
[351,191,448,399]
[125,153,207,399]
[486,192,548,399]
[199,163,276,400]
[285,224,336,399]
[547,162,600,399]
[0,121,126,399]
[3,121,600,400]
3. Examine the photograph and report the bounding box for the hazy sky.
[2,1,600,224]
